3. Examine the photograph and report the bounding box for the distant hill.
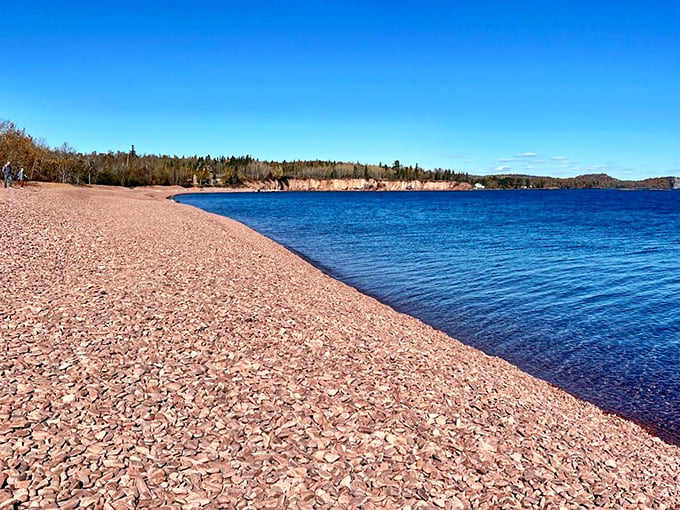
[473,173,675,190]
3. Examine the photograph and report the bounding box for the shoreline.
[174,188,680,446]
[1,183,679,508]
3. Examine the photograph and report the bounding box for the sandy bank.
[1,184,678,509]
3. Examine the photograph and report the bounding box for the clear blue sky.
[2,1,678,179]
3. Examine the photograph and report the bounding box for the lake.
[176,189,680,444]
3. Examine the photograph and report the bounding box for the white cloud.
[498,158,514,163]
[551,156,567,161]
[515,152,537,158]
[495,165,511,172]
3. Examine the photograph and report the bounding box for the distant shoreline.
[168,182,679,197]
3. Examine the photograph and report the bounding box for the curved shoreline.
[174,189,680,447]
[1,183,679,508]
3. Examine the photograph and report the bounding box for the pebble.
[0,183,679,508]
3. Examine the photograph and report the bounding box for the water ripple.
[178,189,680,444]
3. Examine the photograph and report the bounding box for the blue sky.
[2,1,678,179]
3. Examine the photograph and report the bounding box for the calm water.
[177,190,680,443]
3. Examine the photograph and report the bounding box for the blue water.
[177,190,680,444]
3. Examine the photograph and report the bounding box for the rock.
[0,184,678,509]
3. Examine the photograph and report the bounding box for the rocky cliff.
[243,178,472,192]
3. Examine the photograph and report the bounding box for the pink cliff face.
[0,183,678,508]
[243,178,474,192]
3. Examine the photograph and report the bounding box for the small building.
[474,183,485,190]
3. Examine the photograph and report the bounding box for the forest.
[0,120,674,190]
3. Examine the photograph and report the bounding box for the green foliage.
[0,120,673,190]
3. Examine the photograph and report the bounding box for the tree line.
[475,173,673,190]
[0,121,472,187]
[0,120,673,189]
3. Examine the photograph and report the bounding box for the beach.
[1,184,679,509]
